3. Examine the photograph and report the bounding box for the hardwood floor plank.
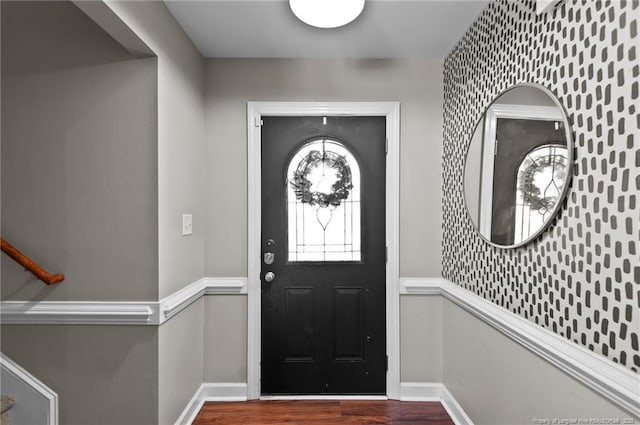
[192,400,454,424]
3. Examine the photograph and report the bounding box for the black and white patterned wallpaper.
[442,0,639,373]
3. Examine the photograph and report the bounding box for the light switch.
[182,214,193,236]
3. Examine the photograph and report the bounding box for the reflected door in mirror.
[463,84,573,248]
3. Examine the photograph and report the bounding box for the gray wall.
[202,58,444,383]
[0,3,160,424]
[204,58,444,278]
[107,0,206,299]
[1,0,158,302]
[443,299,632,424]
[400,295,442,382]
[204,296,247,383]
[96,2,208,423]
[159,299,204,425]
[2,2,207,424]
[1,325,158,425]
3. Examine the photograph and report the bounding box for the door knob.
[264,272,276,283]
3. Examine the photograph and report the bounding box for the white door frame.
[246,102,400,400]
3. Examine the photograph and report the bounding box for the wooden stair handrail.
[0,238,64,285]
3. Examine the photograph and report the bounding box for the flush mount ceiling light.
[289,0,365,29]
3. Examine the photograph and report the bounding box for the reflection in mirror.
[463,84,572,248]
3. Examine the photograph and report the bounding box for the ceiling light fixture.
[289,0,365,29]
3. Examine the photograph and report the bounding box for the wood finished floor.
[192,400,454,424]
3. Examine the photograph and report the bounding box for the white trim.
[246,101,401,400]
[478,104,564,237]
[399,382,442,401]
[398,277,445,295]
[199,382,248,401]
[174,390,204,425]
[161,277,247,322]
[0,277,247,326]
[441,385,475,425]
[400,382,473,425]
[203,277,247,294]
[174,383,248,425]
[0,301,158,325]
[0,353,59,425]
[161,279,209,322]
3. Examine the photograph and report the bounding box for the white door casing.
[247,102,400,399]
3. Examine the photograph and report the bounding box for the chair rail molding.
[399,278,640,418]
[2,276,637,416]
[161,277,247,322]
[0,277,247,326]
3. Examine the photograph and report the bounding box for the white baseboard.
[399,382,442,401]
[400,382,473,425]
[440,385,475,425]
[177,382,465,425]
[199,382,248,401]
[174,383,248,425]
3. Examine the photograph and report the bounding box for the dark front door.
[261,116,386,395]
[490,118,566,245]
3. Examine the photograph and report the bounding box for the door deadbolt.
[264,252,275,265]
[264,272,276,283]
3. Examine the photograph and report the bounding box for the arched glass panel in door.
[286,138,361,261]
[514,144,568,244]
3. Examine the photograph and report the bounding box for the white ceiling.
[164,0,489,59]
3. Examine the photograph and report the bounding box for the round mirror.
[463,84,573,248]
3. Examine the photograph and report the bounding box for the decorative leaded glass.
[287,138,361,262]
[514,144,568,244]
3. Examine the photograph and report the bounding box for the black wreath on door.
[290,149,353,209]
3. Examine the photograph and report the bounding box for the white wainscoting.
[0,353,58,425]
